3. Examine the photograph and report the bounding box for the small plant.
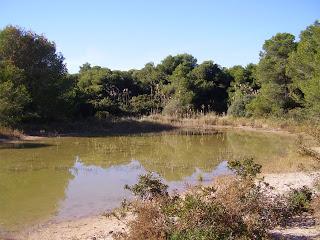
[287,186,313,214]
[228,157,262,178]
[125,172,168,200]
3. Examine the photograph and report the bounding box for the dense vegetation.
[0,21,319,127]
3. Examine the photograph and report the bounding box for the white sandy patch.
[16,215,131,240]
[263,171,320,194]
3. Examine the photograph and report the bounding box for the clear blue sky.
[1,0,319,73]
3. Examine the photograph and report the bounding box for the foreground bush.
[113,159,316,240]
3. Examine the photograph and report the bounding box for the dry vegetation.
[144,113,320,136]
[144,114,320,157]
[0,125,23,140]
[112,159,319,240]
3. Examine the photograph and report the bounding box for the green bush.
[287,186,313,214]
[130,94,159,115]
[125,172,168,200]
[227,94,254,117]
[0,80,30,126]
[228,158,262,178]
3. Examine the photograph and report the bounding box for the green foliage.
[0,79,30,126]
[287,21,320,119]
[246,83,288,117]
[227,94,254,117]
[0,22,320,125]
[0,25,71,122]
[130,94,159,115]
[0,61,30,126]
[227,64,258,117]
[287,186,313,214]
[248,33,298,117]
[228,158,262,178]
[125,172,168,200]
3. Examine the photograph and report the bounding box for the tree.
[0,61,30,126]
[227,64,257,117]
[191,61,230,113]
[0,25,70,121]
[287,21,320,118]
[248,33,297,116]
[77,64,141,116]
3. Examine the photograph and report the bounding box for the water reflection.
[56,159,231,221]
[0,130,317,233]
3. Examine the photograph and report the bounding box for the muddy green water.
[0,130,317,233]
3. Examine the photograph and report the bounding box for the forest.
[0,21,319,127]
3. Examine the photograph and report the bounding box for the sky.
[1,0,319,73]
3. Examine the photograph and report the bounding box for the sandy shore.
[6,171,317,240]
[14,215,130,240]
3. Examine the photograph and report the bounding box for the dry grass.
[144,113,320,135]
[113,202,170,240]
[144,114,320,160]
[0,125,23,139]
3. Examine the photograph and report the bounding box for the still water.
[0,130,316,232]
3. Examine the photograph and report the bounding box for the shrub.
[286,186,313,214]
[162,98,193,117]
[130,94,159,115]
[125,172,168,200]
[116,160,298,240]
[227,94,254,117]
[228,158,262,178]
[113,202,171,240]
[0,80,30,126]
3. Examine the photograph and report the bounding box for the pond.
[0,129,317,234]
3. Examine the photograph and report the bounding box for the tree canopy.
[0,22,319,126]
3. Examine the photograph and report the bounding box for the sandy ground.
[13,215,130,240]
[263,171,320,194]
[4,171,317,240]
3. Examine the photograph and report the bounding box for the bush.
[114,202,171,240]
[228,158,262,178]
[116,160,300,240]
[125,172,168,200]
[0,80,30,126]
[286,186,313,214]
[130,94,159,115]
[227,94,254,117]
[162,98,193,117]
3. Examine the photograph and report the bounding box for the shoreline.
[0,116,303,143]
[1,116,320,239]
[8,170,320,240]
[2,116,319,159]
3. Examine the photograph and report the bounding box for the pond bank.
[11,171,320,240]
[0,116,306,142]
[1,116,320,240]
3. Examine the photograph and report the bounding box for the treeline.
[0,21,319,126]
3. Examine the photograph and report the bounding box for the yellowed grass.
[0,126,23,139]
[143,114,320,140]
